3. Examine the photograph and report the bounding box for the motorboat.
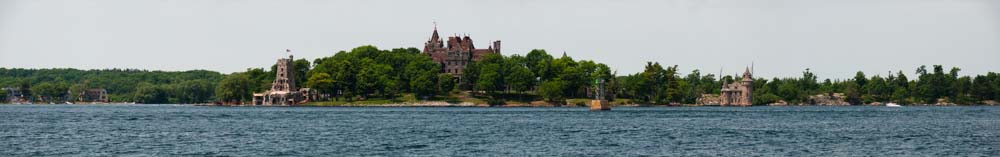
[886,103,902,107]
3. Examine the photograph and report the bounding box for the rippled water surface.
[1,105,998,156]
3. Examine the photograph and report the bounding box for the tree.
[31,82,68,103]
[404,55,440,97]
[525,49,553,80]
[133,83,169,104]
[843,81,861,105]
[215,73,252,103]
[854,71,868,90]
[306,72,335,97]
[475,64,503,95]
[174,80,215,104]
[293,59,311,86]
[972,74,996,101]
[0,89,6,103]
[410,71,437,98]
[471,54,507,96]
[436,74,455,94]
[864,75,889,103]
[506,64,535,95]
[538,79,566,103]
[356,59,394,98]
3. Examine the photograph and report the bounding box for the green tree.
[293,59,311,86]
[410,71,437,98]
[854,71,868,90]
[215,73,253,103]
[436,74,455,94]
[357,59,395,98]
[174,80,215,104]
[538,79,566,103]
[0,89,6,103]
[475,64,503,95]
[31,82,68,102]
[525,49,554,80]
[972,74,997,101]
[306,72,335,97]
[506,64,535,95]
[843,81,862,105]
[133,83,169,104]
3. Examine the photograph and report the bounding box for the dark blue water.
[1,105,998,156]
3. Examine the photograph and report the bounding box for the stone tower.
[740,67,753,105]
[252,54,304,106]
[271,55,296,92]
[720,66,753,106]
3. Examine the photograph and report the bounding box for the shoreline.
[3,102,998,107]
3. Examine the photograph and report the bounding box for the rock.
[808,93,850,105]
[697,94,721,106]
[868,102,883,106]
[935,98,957,106]
[769,100,788,106]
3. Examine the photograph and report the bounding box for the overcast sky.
[1,0,997,79]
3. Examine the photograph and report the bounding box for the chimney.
[492,40,501,54]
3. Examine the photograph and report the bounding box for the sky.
[1,0,997,79]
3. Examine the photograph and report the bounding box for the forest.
[2,45,999,105]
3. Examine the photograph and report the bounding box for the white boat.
[886,103,902,107]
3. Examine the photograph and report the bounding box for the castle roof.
[430,29,440,41]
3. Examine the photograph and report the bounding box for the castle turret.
[492,40,501,53]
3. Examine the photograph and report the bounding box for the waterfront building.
[720,67,753,106]
[77,88,109,103]
[422,26,501,78]
[252,54,304,105]
[2,87,30,104]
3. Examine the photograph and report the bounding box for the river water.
[0,105,997,156]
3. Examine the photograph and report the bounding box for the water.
[1,105,998,156]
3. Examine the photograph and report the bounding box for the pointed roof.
[429,28,440,41]
[742,67,753,80]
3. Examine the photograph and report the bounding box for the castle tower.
[492,40,501,54]
[424,27,444,53]
[740,67,753,106]
[718,66,754,106]
[271,55,296,92]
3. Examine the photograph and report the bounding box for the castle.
[422,27,501,77]
[252,54,305,105]
[720,67,753,106]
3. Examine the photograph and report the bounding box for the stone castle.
[720,67,753,106]
[252,54,305,105]
[422,27,501,77]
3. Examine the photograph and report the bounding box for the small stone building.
[720,67,753,106]
[252,55,304,106]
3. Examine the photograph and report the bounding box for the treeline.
[214,46,445,102]
[749,66,1000,105]
[4,45,998,105]
[612,64,1000,105]
[0,68,222,103]
[460,50,613,104]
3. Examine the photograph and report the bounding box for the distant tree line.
[612,64,1000,105]
[747,65,1000,105]
[4,46,999,105]
[0,68,222,104]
